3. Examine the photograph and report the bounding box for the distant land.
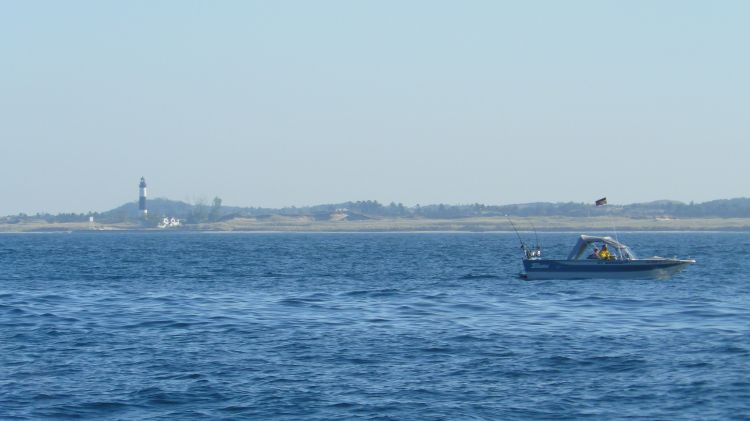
[2,198,750,232]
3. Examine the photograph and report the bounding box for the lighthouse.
[139,177,148,218]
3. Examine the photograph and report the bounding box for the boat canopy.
[566,235,637,260]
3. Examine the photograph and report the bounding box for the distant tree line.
[3,198,750,224]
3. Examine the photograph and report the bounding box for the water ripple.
[1,232,749,419]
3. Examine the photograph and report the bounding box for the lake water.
[1,232,748,419]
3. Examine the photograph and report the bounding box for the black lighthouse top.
[139,177,147,188]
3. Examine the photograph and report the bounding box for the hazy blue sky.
[1,1,748,215]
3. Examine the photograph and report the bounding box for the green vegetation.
[185,215,750,232]
[3,198,750,232]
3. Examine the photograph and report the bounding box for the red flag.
[595,197,607,206]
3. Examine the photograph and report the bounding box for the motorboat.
[520,235,695,280]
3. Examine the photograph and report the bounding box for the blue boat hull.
[522,258,694,280]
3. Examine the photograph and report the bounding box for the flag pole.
[596,197,622,260]
[608,205,621,259]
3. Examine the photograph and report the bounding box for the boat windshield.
[568,235,637,260]
[581,243,636,260]
[613,244,637,260]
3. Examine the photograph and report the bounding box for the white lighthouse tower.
[139,177,148,218]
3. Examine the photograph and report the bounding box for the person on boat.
[588,247,600,259]
[599,244,611,260]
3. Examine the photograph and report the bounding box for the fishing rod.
[506,215,531,258]
[529,221,541,257]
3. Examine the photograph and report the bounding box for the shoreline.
[2,216,750,233]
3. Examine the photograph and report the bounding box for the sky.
[1,1,748,215]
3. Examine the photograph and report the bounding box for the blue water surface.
[1,232,749,420]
